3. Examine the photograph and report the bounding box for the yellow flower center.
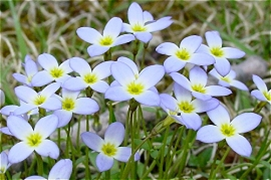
[50,67,64,79]
[83,73,98,85]
[178,101,195,113]
[191,84,206,93]
[101,142,117,157]
[132,23,147,32]
[220,123,236,137]
[263,91,271,101]
[127,81,144,95]
[220,76,230,83]
[175,48,191,60]
[210,47,224,57]
[26,133,42,147]
[62,97,75,111]
[33,95,46,105]
[99,36,114,46]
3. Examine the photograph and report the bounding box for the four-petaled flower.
[197,31,245,76]
[170,66,232,101]
[196,105,262,157]
[25,159,72,180]
[105,57,165,106]
[156,35,215,73]
[77,17,135,57]
[123,2,173,43]
[251,74,271,104]
[31,53,73,87]
[81,122,140,172]
[0,151,11,174]
[7,115,60,163]
[160,83,219,130]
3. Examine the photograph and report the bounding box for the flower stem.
[253,101,267,113]
[35,152,43,176]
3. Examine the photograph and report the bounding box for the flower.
[123,2,173,43]
[160,83,219,130]
[0,151,11,173]
[156,35,215,73]
[251,74,271,104]
[25,159,72,180]
[31,53,73,87]
[14,82,61,114]
[209,68,248,91]
[81,122,140,172]
[54,88,99,127]
[76,17,135,57]
[12,55,39,87]
[62,57,113,93]
[197,31,245,76]
[196,104,262,157]
[7,115,59,163]
[105,57,165,106]
[170,66,232,101]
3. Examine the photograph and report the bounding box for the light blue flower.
[0,151,11,173]
[251,74,270,104]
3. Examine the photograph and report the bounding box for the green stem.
[105,170,110,179]
[104,48,112,60]
[253,101,267,113]
[35,152,44,176]
[0,173,5,180]
[140,42,149,69]
[85,115,91,180]
[158,126,170,178]
[141,160,157,179]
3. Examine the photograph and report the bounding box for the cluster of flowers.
[0,2,270,179]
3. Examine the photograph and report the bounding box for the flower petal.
[117,57,138,75]
[205,31,222,48]
[111,62,135,86]
[81,132,104,152]
[104,122,125,146]
[105,86,132,102]
[196,125,225,143]
[40,82,60,98]
[207,104,230,126]
[8,142,33,163]
[24,56,38,77]
[73,98,99,115]
[38,53,58,70]
[93,61,113,79]
[163,56,186,73]
[174,83,192,102]
[226,135,252,157]
[25,176,46,180]
[114,147,133,162]
[63,77,87,91]
[128,2,143,25]
[231,80,248,91]
[113,34,135,46]
[156,42,179,56]
[15,86,37,103]
[189,53,215,66]
[182,113,202,130]
[160,93,178,111]
[189,66,208,86]
[252,74,268,92]
[146,17,173,32]
[31,71,53,87]
[87,45,109,57]
[49,159,72,179]
[35,140,59,159]
[41,97,62,111]
[214,57,231,76]
[96,153,114,172]
[180,35,202,53]
[7,115,33,140]
[34,115,58,138]
[90,80,109,93]
[222,47,245,59]
[205,85,232,97]
[134,90,160,106]
[193,98,219,113]
[69,57,91,76]
[54,110,72,128]
[76,27,102,44]
[103,17,122,38]
[231,113,262,133]
[134,32,152,43]
[137,65,165,89]
[251,90,267,101]
[170,72,192,91]
[12,73,28,85]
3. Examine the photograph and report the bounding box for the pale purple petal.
[55,74,71,85]
[76,27,102,44]
[69,57,91,75]
[114,147,132,162]
[134,32,152,43]
[180,35,202,53]
[251,90,267,101]
[222,47,245,59]
[15,86,37,103]
[170,72,192,91]
[189,66,208,86]
[231,80,248,91]
[41,97,61,111]
[87,45,110,57]
[0,127,13,136]
[49,159,72,179]
[122,23,133,33]
[196,125,225,143]
[143,11,153,22]
[156,42,179,56]
[40,82,60,98]
[160,93,178,111]
[31,71,53,87]
[54,110,72,128]
[137,65,165,89]
[0,152,9,172]
[207,104,230,126]
[205,31,222,48]
[182,113,202,130]
[196,44,211,54]
[146,17,173,32]
[134,90,160,106]
[34,115,58,138]
[1,105,18,115]
[14,104,37,116]
[96,153,114,172]
[90,81,109,93]
[81,132,104,152]
[117,57,138,75]
[189,53,215,66]
[105,86,132,102]
[104,122,125,146]
[113,34,135,46]
[37,53,58,70]
[103,17,122,38]
[12,73,28,85]
[93,61,114,79]
[214,57,231,76]
[73,98,99,115]
[226,135,252,157]
[163,56,186,73]
[25,57,38,77]
[111,62,135,86]
[205,85,232,97]
[63,77,87,91]
[128,2,143,25]
[192,92,212,101]
[231,113,262,133]
[35,140,59,159]
[174,83,192,102]
[24,176,46,180]
[7,116,33,140]
[252,74,268,92]
[8,142,33,163]
[193,98,219,113]
[59,59,73,73]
